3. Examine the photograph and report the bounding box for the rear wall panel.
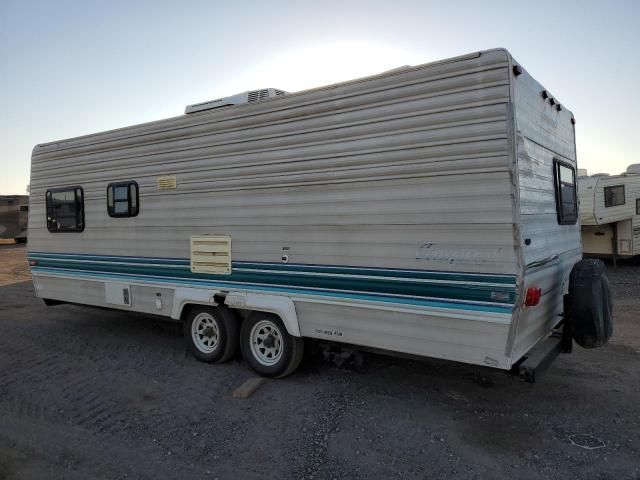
[510,57,581,361]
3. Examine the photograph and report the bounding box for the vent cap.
[185,88,287,114]
[157,175,177,190]
[190,235,232,274]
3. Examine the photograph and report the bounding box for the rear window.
[604,185,625,207]
[553,160,577,225]
[46,187,84,232]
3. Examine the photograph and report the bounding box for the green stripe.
[28,252,517,285]
[31,266,514,314]
[30,257,516,305]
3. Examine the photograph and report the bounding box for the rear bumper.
[515,323,572,382]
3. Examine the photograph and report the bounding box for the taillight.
[524,286,542,307]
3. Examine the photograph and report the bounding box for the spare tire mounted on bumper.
[567,258,613,348]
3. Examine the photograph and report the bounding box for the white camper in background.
[27,49,612,381]
[579,165,640,260]
[0,195,29,243]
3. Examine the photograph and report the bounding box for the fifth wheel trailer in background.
[0,195,29,243]
[579,166,640,260]
[27,49,612,380]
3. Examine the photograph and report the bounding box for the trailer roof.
[33,49,513,154]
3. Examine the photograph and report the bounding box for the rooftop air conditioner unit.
[185,88,287,114]
[626,164,640,175]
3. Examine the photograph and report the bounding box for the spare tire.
[567,259,613,348]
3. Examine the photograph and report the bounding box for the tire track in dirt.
[0,285,256,477]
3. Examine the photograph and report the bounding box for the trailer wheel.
[240,312,304,378]
[567,259,613,348]
[183,306,239,363]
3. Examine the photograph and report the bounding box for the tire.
[567,259,613,348]
[183,305,239,363]
[240,312,304,378]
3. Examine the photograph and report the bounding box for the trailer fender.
[224,292,301,337]
[171,287,221,320]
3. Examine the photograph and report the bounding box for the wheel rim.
[191,312,220,353]
[249,320,284,366]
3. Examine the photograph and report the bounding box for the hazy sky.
[1,0,638,194]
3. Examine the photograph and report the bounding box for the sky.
[1,0,639,194]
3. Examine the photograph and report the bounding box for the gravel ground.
[0,245,639,479]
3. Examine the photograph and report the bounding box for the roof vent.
[185,88,287,114]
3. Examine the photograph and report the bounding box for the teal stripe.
[235,262,516,285]
[28,252,517,285]
[29,252,188,265]
[29,256,516,305]
[30,266,513,314]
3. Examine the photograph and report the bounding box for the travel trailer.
[27,49,612,381]
[0,195,29,243]
[579,166,640,260]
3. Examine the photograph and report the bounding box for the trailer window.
[46,187,85,232]
[107,181,139,217]
[553,160,577,225]
[604,185,625,207]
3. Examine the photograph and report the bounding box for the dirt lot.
[0,244,638,479]
[0,240,30,286]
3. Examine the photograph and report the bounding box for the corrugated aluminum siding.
[581,175,640,225]
[578,175,599,225]
[29,49,518,275]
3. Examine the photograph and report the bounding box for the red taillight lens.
[524,286,542,306]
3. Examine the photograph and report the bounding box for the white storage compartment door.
[105,282,132,306]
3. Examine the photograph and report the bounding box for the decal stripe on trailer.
[30,267,514,314]
[27,252,518,311]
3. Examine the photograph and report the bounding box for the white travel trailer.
[28,49,611,380]
[0,195,29,243]
[579,166,640,260]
